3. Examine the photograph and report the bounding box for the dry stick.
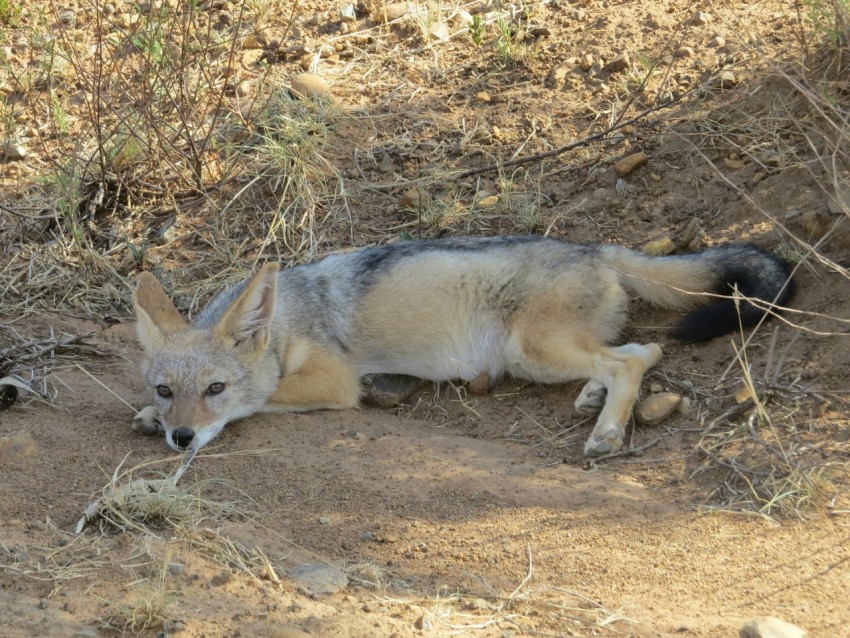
[448,92,691,182]
[0,332,93,363]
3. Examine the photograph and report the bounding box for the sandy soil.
[2,0,850,636]
[1,316,849,637]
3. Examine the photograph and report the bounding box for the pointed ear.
[215,263,279,351]
[134,272,188,351]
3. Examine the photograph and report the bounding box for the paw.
[574,381,607,414]
[643,343,663,368]
[583,425,624,457]
[132,405,163,436]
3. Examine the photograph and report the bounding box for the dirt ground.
[2,0,850,636]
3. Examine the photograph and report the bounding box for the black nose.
[172,428,195,449]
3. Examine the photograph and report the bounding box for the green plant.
[469,14,484,46]
[54,159,84,246]
[50,90,69,135]
[0,0,21,26]
[494,11,517,66]
[803,0,850,48]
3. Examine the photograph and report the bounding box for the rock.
[712,35,726,47]
[679,217,706,250]
[740,616,807,638]
[477,194,500,208]
[827,183,850,215]
[375,531,399,543]
[676,46,695,58]
[374,2,411,22]
[456,10,473,26]
[468,371,490,395]
[318,516,330,525]
[649,172,662,182]
[0,431,37,463]
[378,154,394,172]
[429,21,449,41]
[613,151,648,177]
[635,392,683,425]
[603,52,630,73]
[641,237,676,256]
[241,49,264,68]
[339,4,357,23]
[724,157,746,170]
[759,150,782,168]
[579,53,594,72]
[717,69,737,89]
[2,141,27,161]
[289,73,331,100]
[414,614,432,630]
[288,563,348,595]
[799,210,833,239]
[399,187,431,211]
[58,9,76,26]
[235,80,253,97]
[361,374,429,407]
[547,63,572,88]
[475,91,491,103]
[692,11,712,26]
[242,33,264,49]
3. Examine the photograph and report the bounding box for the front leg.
[266,349,361,412]
[132,405,164,435]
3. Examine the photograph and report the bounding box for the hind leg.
[575,380,607,414]
[511,331,662,457]
[582,343,662,456]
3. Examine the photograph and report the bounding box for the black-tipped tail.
[672,245,795,342]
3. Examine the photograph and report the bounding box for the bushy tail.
[600,244,795,342]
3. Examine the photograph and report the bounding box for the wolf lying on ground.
[133,236,794,456]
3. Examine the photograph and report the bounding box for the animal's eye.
[156,385,172,398]
[206,382,225,396]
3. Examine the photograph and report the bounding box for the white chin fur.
[189,418,229,451]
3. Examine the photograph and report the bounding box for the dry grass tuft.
[692,328,847,519]
[100,549,179,635]
[673,1,850,518]
[76,452,248,535]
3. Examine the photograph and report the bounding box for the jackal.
[133,236,793,455]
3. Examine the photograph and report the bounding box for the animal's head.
[133,265,280,452]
